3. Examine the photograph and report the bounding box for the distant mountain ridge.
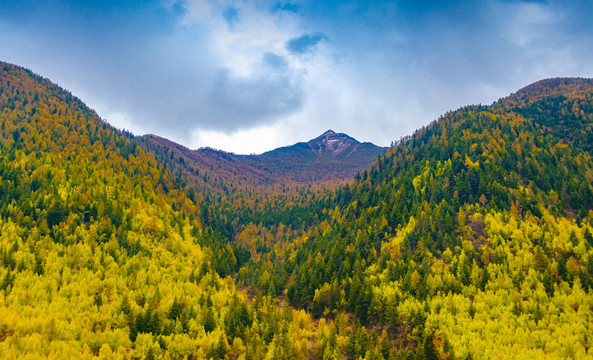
[246,129,388,183]
[270,130,366,157]
[136,129,387,192]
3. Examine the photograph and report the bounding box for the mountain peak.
[308,130,361,156]
[313,129,355,142]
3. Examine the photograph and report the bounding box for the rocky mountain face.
[305,130,363,156]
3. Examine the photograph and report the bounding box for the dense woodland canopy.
[1,62,593,359]
[0,62,317,359]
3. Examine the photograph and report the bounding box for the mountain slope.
[498,77,593,107]
[0,61,229,358]
[248,130,388,183]
[137,134,275,189]
[235,78,593,358]
[498,77,593,154]
[137,129,386,189]
[136,129,387,234]
[0,62,335,359]
[5,60,593,359]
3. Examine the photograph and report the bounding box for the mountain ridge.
[3,60,593,359]
[497,77,593,107]
[264,129,379,158]
[136,129,387,191]
[231,76,593,358]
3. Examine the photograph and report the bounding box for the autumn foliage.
[2,61,593,359]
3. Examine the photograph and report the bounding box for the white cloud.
[175,0,301,76]
[191,122,294,154]
[493,0,558,47]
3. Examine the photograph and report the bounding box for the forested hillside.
[0,62,348,359]
[135,130,385,228]
[137,130,385,189]
[232,78,593,358]
[2,60,593,359]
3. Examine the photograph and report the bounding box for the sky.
[1,0,593,154]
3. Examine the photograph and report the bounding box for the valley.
[1,62,593,359]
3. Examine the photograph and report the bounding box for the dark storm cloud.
[286,33,328,55]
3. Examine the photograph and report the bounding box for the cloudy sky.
[2,0,593,154]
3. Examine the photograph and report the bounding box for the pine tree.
[345,327,357,360]
[168,297,182,321]
[203,307,216,333]
[423,332,439,360]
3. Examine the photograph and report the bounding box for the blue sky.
[2,0,593,153]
